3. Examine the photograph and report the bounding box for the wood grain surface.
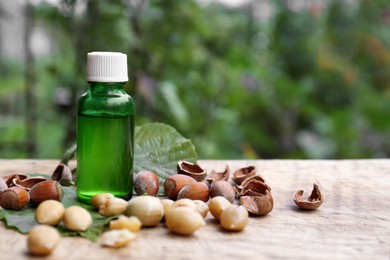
[0,159,389,259]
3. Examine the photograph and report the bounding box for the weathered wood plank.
[0,159,389,259]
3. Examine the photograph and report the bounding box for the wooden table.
[0,159,389,259]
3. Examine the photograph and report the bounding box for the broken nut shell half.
[177,161,207,182]
[52,163,73,186]
[293,183,323,210]
[206,165,230,185]
[232,166,256,185]
[239,179,274,216]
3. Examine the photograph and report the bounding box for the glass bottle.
[76,52,134,203]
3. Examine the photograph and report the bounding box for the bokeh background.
[1,0,390,160]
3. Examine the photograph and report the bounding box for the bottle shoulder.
[78,91,134,117]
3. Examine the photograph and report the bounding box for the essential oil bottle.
[77,52,135,203]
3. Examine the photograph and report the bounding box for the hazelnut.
[0,186,30,210]
[232,166,256,185]
[99,197,128,217]
[293,183,323,210]
[177,182,210,202]
[63,206,92,231]
[177,161,207,181]
[29,180,64,206]
[125,196,164,227]
[134,170,159,196]
[209,180,236,203]
[160,199,174,220]
[171,198,198,210]
[208,196,232,221]
[91,193,114,210]
[27,225,60,256]
[220,205,249,232]
[193,200,209,218]
[164,198,197,220]
[165,206,205,236]
[100,229,136,248]
[163,174,196,200]
[109,215,142,233]
[35,200,65,226]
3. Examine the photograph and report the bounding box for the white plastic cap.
[87,52,128,82]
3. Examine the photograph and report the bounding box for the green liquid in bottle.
[77,114,134,203]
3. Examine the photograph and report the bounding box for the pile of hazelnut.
[0,164,93,256]
[0,161,323,256]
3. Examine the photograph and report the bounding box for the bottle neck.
[88,82,126,94]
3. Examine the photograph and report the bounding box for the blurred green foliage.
[1,0,390,159]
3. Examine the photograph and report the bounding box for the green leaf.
[0,122,197,240]
[0,187,113,241]
[60,122,198,195]
[134,123,197,195]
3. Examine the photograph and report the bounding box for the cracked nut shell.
[52,163,73,186]
[206,165,230,184]
[293,183,323,210]
[240,179,273,216]
[177,161,207,182]
[232,166,256,185]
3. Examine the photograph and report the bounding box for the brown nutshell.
[239,178,273,216]
[209,180,236,203]
[52,163,73,186]
[293,183,323,210]
[206,165,230,184]
[177,161,207,182]
[2,174,28,188]
[0,186,30,210]
[177,182,210,202]
[164,175,196,200]
[13,177,47,191]
[232,166,256,185]
[240,175,266,188]
[240,191,274,216]
[29,180,64,206]
[239,178,272,197]
[134,170,159,196]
